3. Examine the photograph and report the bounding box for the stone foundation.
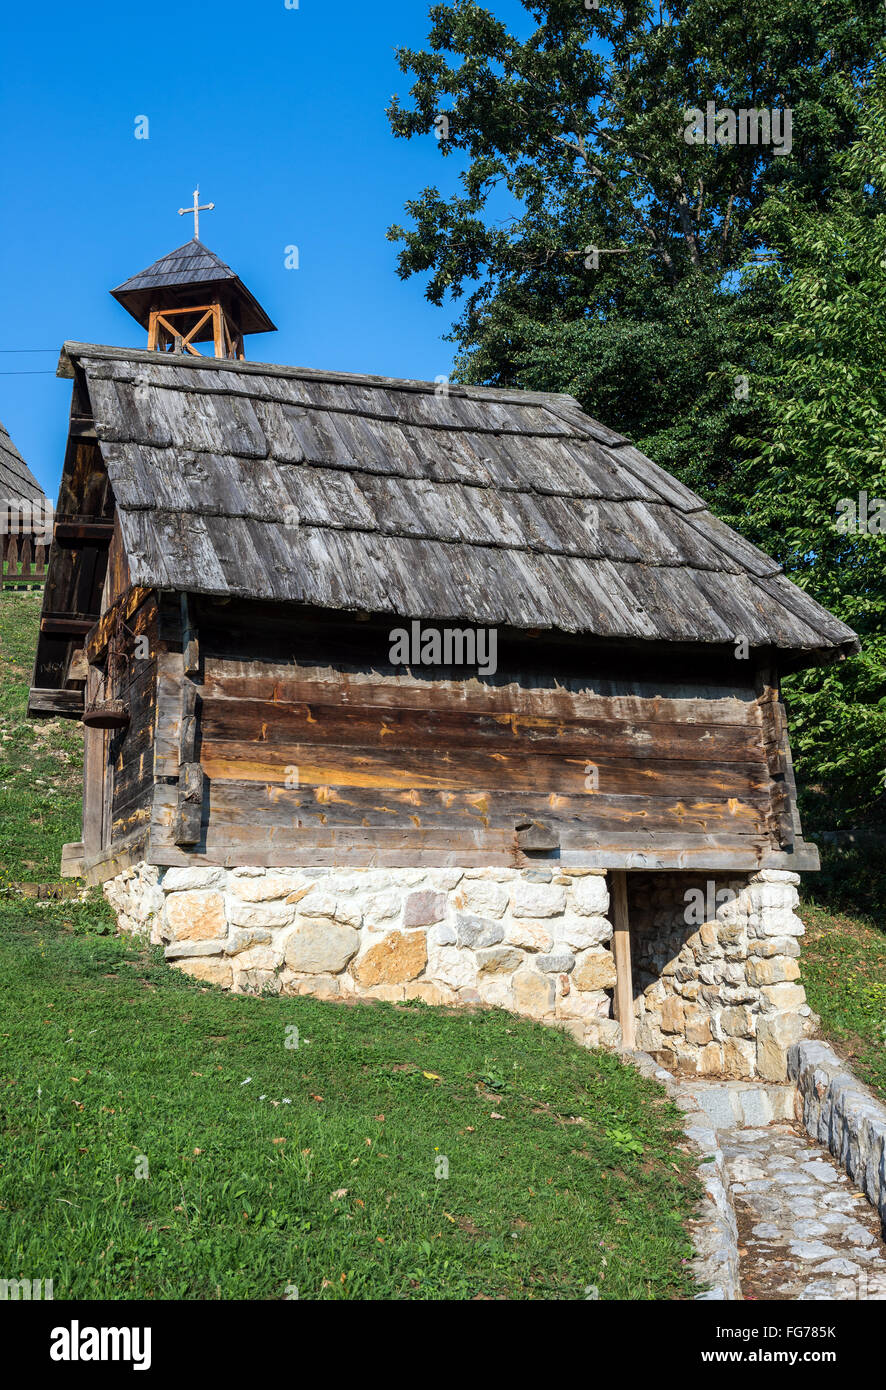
[104,863,620,1047]
[630,869,814,1080]
[104,862,814,1072]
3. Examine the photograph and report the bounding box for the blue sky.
[0,0,527,497]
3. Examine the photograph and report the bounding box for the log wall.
[140,601,796,871]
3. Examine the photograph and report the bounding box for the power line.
[0,370,57,375]
[0,349,57,354]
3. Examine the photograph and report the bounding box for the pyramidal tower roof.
[111,238,276,338]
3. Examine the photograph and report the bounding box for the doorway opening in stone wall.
[626,870,811,1081]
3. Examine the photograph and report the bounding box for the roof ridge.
[58,343,578,407]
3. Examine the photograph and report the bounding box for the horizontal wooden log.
[196,780,770,838]
[110,801,152,842]
[40,615,95,636]
[28,687,84,718]
[79,830,151,887]
[199,696,764,765]
[144,839,818,873]
[198,740,769,798]
[54,519,114,542]
[148,844,522,870]
[201,664,760,728]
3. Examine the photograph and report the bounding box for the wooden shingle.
[54,342,859,663]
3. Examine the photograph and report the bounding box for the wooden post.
[180,593,199,676]
[611,870,636,1048]
[82,665,106,854]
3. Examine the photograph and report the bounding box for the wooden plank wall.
[32,414,114,694]
[106,595,160,847]
[147,602,779,867]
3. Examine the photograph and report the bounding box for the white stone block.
[557,913,613,950]
[162,866,227,892]
[511,881,566,918]
[570,876,610,916]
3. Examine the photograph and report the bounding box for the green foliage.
[604,1127,645,1158]
[387,0,880,445]
[734,70,886,825]
[803,841,886,922]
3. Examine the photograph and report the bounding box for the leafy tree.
[387,0,882,505]
[733,72,886,826]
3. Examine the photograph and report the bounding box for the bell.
[82,700,130,731]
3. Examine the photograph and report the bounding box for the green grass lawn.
[0,897,700,1300]
[0,590,83,883]
[799,897,886,1101]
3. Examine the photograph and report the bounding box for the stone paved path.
[722,1122,886,1299]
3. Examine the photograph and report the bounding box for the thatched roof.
[57,342,858,663]
[0,418,44,504]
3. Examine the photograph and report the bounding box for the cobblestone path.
[722,1123,886,1299]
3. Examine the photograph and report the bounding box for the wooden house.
[27,237,858,1075]
[1,418,48,587]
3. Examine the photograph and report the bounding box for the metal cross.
[178,186,215,240]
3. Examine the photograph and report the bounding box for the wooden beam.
[28,687,84,718]
[54,519,114,543]
[69,418,97,440]
[611,870,635,1049]
[515,820,559,852]
[180,678,199,762]
[78,830,150,887]
[82,665,106,855]
[67,647,89,683]
[40,615,95,636]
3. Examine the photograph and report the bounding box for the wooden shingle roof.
[111,239,240,294]
[57,342,858,664]
[0,418,44,504]
[110,241,275,336]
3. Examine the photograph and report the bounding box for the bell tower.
[110,188,275,360]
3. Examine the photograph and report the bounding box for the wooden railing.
[2,532,47,587]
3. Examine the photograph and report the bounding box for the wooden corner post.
[611,870,635,1049]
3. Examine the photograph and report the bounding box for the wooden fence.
[2,532,47,587]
